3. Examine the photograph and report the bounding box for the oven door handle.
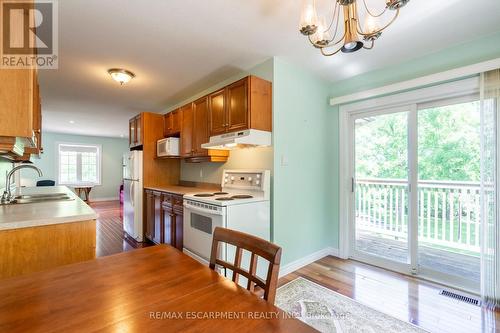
[184,203,223,216]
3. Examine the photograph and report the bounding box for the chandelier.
[299,0,410,56]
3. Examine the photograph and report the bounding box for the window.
[57,143,101,186]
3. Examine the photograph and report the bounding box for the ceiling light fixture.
[299,0,410,56]
[108,68,135,85]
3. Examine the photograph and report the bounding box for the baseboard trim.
[279,247,340,277]
[89,196,119,202]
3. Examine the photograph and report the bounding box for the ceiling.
[40,0,500,138]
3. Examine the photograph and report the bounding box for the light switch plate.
[281,154,289,166]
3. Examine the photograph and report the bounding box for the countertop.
[144,184,220,195]
[0,186,98,231]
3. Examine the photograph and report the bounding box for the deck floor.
[356,230,480,283]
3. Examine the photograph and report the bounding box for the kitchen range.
[183,169,271,274]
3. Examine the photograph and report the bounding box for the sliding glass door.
[353,109,410,266]
[417,100,481,287]
[350,98,482,291]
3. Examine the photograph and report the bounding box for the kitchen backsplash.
[180,147,273,184]
[0,158,13,192]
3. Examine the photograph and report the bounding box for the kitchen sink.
[2,193,74,205]
[13,193,69,200]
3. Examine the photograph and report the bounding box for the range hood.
[201,129,271,150]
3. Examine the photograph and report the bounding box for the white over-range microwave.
[157,137,180,157]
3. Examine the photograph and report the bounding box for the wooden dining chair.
[209,227,282,304]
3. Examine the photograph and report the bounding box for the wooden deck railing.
[355,178,482,253]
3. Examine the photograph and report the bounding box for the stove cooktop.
[184,192,263,206]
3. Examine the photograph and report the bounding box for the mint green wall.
[273,58,338,265]
[330,31,500,98]
[23,132,129,200]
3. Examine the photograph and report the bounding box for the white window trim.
[56,142,102,187]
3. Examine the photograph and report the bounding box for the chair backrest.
[209,227,282,304]
[36,180,55,187]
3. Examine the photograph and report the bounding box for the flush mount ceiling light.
[107,68,135,85]
[299,0,409,56]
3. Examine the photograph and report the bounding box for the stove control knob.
[224,179,228,183]
[256,180,260,185]
[248,177,252,182]
[231,176,235,181]
[256,174,261,179]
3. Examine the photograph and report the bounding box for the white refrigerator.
[123,150,143,242]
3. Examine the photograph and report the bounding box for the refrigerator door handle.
[130,181,135,208]
[129,154,134,180]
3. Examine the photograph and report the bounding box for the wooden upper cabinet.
[0,69,35,138]
[0,3,43,159]
[207,76,271,137]
[163,113,172,137]
[24,75,43,155]
[180,103,194,157]
[135,115,142,146]
[129,115,143,148]
[192,96,209,156]
[164,109,181,137]
[182,97,229,163]
[226,78,248,132]
[171,110,181,134]
[208,89,226,136]
[129,118,136,147]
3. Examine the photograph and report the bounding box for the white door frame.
[338,77,481,292]
[347,105,415,274]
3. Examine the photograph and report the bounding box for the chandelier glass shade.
[299,0,410,56]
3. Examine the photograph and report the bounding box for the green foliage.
[355,101,480,181]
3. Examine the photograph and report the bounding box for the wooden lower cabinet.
[144,189,183,250]
[172,204,183,250]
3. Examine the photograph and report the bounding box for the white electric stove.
[183,169,271,275]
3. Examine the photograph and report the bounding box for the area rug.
[276,277,428,333]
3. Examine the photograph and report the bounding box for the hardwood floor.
[280,256,500,333]
[90,200,136,257]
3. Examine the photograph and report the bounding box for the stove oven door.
[183,200,225,262]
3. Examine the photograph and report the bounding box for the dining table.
[0,245,316,332]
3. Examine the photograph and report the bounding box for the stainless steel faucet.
[1,165,43,203]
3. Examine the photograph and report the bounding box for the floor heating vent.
[439,290,481,306]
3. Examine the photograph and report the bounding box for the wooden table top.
[0,245,315,332]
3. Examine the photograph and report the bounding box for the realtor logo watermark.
[1,0,58,69]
